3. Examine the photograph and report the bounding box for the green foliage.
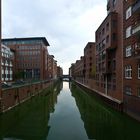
[15,71,25,79]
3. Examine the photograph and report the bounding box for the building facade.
[1,44,15,82]
[74,57,84,83]
[57,66,63,79]
[47,54,59,80]
[123,0,140,120]
[2,37,49,81]
[84,42,96,85]
[95,0,123,101]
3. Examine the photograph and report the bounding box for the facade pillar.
[0,0,2,109]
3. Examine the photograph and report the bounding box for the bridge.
[61,75,72,81]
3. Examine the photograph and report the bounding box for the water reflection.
[47,82,88,140]
[71,83,140,140]
[0,82,140,140]
[0,82,63,140]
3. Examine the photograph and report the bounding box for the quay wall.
[0,80,53,113]
[74,79,140,121]
[74,80,123,112]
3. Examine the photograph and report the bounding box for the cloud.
[2,0,107,74]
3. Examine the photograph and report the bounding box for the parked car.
[13,80,26,85]
[2,82,12,88]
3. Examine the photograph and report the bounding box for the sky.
[2,0,107,74]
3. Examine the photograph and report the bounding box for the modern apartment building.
[2,37,50,80]
[95,0,123,101]
[123,0,140,119]
[1,44,15,82]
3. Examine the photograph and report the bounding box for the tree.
[15,71,25,80]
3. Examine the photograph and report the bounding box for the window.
[138,88,140,97]
[126,46,132,57]
[126,7,132,20]
[113,0,116,7]
[106,35,109,43]
[112,33,117,41]
[138,64,140,79]
[125,86,132,95]
[102,28,105,35]
[126,26,132,38]
[106,23,109,31]
[125,65,132,79]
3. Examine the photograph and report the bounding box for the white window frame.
[138,64,140,79]
[126,7,132,20]
[126,46,132,57]
[125,65,132,79]
[126,26,132,38]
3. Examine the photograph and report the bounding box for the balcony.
[132,23,140,35]
[134,44,140,59]
[132,0,140,13]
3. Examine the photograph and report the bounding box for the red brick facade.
[123,0,140,120]
[2,37,50,81]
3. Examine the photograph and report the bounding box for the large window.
[138,64,140,79]
[125,46,132,57]
[125,65,132,79]
[126,7,132,20]
[126,26,132,38]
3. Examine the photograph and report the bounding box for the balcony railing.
[132,0,140,13]
[133,43,140,59]
[132,23,140,35]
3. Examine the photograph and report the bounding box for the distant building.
[2,37,50,80]
[69,63,75,79]
[47,54,59,79]
[73,56,84,83]
[57,66,63,78]
[84,42,96,82]
[1,44,15,82]
[53,60,57,79]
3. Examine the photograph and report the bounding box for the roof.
[2,37,50,46]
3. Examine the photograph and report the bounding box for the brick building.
[95,0,123,101]
[74,56,84,83]
[57,66,63,78]
[2,37,50,81]
[1,44,15,82]
[47,55,58,79]
[123,0,140,120]
[84,42,96,85]
[69,63,75,78]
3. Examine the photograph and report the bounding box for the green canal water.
[0,81,140,140]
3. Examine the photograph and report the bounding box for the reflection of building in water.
[71,84,139,140]
[0,85,61,140]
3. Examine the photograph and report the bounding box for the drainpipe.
[105,75,108,95]
[0,0,2,112]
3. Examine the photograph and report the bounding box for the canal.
[0,81,140,140]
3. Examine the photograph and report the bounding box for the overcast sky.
[2,0,107,74]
